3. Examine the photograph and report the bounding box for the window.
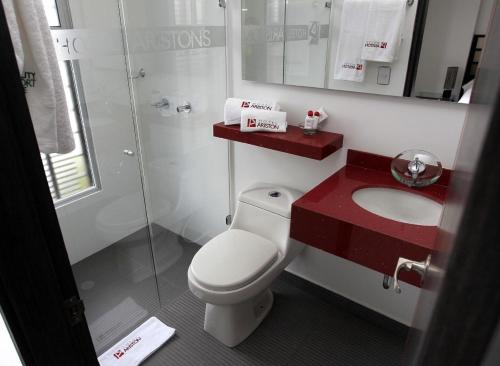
[41,0,99,203]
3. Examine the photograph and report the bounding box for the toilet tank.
[230,184,303,254]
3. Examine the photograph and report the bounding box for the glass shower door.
[120,0,230,305]
[38,0,160,355]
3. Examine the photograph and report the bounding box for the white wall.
[228,0,467,325]
[475,0,497,34]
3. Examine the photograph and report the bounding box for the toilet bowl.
[187,184,304,347]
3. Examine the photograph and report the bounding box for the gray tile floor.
[72,226,406,365]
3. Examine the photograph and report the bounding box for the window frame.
[44,0,101,208]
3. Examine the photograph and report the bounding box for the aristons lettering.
[241,101,273,111]
[247,118,280,130]
[112,337,142,360]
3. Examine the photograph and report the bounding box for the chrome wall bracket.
[177,102,192,113]
[151,97,170,109]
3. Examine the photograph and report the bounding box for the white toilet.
[187,184,305,347]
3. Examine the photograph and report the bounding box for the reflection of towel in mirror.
[361,0,406,63]
[333,0,371,82]
[2,0,74,154]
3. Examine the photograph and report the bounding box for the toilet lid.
[190,229,279,291]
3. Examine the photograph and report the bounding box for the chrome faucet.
[391,150,442,188]
[384,255,445,294]
[392,256,431,293]
[408,156,426,180]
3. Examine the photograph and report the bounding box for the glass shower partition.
[40,0,161,356]
[119,0,231,306]
[34,0,229,357]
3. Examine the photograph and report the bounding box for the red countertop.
[213,122,344,160]
[291,149,450,286]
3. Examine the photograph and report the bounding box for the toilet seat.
[190,229,279,292]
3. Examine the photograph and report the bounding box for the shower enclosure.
[40,0,229,354]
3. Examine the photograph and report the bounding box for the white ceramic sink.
[352,187,443,226]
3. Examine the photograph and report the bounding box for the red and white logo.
[356,64,363,71]
[380,42,388,49]
[111,337,142,360]
[113,350,125,359]
[247,118,256,127]
[241,101,250,108]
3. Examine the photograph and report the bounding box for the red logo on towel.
[113,350,125,359]
[247,118,256,127]
[241,101,250,108]
[356,64,363,71]
[365,40,388,49]
[112,337,142,360]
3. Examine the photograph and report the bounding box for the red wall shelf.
[213,122,343,160]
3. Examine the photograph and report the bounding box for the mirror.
[241,0,497,103]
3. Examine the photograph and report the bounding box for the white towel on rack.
[333,0,371,82]
[2,0,74,154]
[361,0,406,63]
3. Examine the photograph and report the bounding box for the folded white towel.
[361,0,406,63]
[333,0,371,82]
[2,0,74,154]
[98,317,175,366]
[240,110,287,133]
[224,98,280,125]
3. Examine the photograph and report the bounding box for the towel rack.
[407,0,414,5]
